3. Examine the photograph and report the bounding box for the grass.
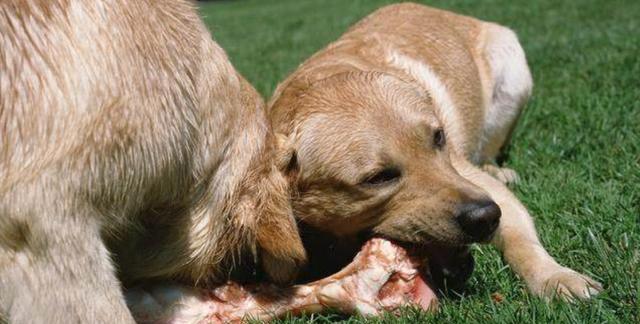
[198,0,639,322]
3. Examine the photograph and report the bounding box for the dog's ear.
[275,133,299,181]
[250,132,306,285]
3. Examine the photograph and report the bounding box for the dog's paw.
[538,267,603,301]
[482,164,519,185]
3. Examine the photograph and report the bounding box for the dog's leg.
[0,195,134,323]
[452,156,602,300]
[477,24,533,183]
[470,26,602,299]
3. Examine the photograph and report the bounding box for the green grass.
[198,0,639,322]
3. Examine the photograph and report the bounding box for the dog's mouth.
[300,236,440,312]
[376,240,474,308]
[297,224,474,300]
[297,239,473,312]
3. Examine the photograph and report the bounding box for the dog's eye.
[361,167,402,186]
[434,128,446,149]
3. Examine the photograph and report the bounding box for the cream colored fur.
[0,0,305,322]
[269,3,601,301]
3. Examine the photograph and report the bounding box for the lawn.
[198,0,639,322]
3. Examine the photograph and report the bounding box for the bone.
[126,238,436,324]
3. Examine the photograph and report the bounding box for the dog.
[269,3,602,300]
[0,0,306,322]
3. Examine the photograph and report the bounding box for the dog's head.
[271,71,500,247]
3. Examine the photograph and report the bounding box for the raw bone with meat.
[126,238,437,323]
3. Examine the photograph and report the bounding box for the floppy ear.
[251,132,306,284]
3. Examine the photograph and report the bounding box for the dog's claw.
[540,268,603,301]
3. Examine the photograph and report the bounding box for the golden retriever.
[269,3,602,300]
[0,0,305,322]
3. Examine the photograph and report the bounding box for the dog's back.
[0,0,206,204]
[271,3,531,163]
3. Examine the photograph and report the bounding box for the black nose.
[456,200,501,242]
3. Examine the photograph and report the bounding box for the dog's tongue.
[127,238,436,323]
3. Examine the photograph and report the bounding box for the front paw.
[482,164,519,185]
[537,267,603,301]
